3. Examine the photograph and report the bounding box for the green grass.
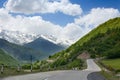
[75,17,120,46]
[67,59,83,69]
[0,67,24,78]
[0,67,43,78]
[97,59,120,80]
[100,71,113,79]
[0,49,18,66]
[100,70,120,80]
[101,59,120,71]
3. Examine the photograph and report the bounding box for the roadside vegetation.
[101,59,120,72]
[100,71,120,80]
[0,49,18,66]
[97,59,120,80]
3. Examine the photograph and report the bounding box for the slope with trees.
[34,17,120,70]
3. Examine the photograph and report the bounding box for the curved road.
[2,59,103,80]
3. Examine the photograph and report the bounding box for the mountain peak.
[0,29,37,45]
[0,29,71,46]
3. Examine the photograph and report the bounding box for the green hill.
[69,17,120,59]
[37,17,120,69]
[0,39,41,61]
[0,49,18,66]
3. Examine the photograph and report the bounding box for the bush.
[90,54,96,58]
[67,59,83,69]
[22,64,31,69]
[106,47,120,59]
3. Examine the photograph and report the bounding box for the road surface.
[85,59,101,71]
[2,59,103,80]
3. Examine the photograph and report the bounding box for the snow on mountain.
[40,35,71,47]
[0,29,71,46]
[0,30,38,45]
[40,35,57,44]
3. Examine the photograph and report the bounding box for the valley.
[0,33,67,64]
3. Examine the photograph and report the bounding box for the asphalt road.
[85,59,101,71]
[2,59,105,80]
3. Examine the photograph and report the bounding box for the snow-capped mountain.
[0,29,38,45]
[0,29,71,46]
[40,35,71,46]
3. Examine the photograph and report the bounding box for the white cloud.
[0,8,62,36]
[58,8,120,43]
[0,7,120,45]
[5,0,82,16]
[0,8,10,22]
[0,8,82,44]
[75,8,120,30]
[59,23,83,43]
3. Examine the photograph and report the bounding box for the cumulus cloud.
[0,8,83,44]
[75,8,120,31]
[0,8,82,43]
[0,8,62,36]
[59,23,83,43]
[5,0,82,16]
[0,7,120,44]
[60,8,120,42]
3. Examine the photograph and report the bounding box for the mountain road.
[2,59,105,80]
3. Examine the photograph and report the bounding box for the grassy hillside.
[75,17,120,46]
[0,49,18,66]
[52,18,120,59]
[31,17,120,70]
[69,17,120,56]
[0,39,42,61]
[66,17,120,58]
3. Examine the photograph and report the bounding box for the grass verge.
[96,58,120,80]
[101,58,120,72]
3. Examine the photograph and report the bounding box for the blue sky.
[0,0,120,44]
[43,0,120,26]
[71,0,120,11]
[0,0,120,26]
[0,0,6,7]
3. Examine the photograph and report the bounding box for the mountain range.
[0,30,68,63]
[24,37,65,57]
[0,29,71,46]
